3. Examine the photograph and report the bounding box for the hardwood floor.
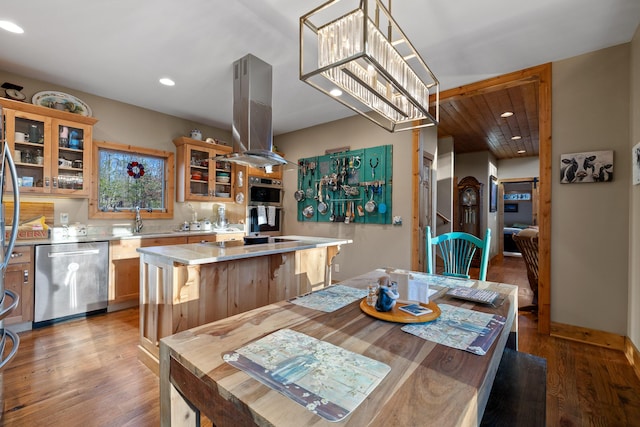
[1,310,160,426]
[2,259,640,426]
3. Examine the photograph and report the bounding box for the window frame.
[89,140,174,219]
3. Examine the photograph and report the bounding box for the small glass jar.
[366,283,379,306]
[35,149,44,165]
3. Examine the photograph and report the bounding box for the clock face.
[5,88,26,101]
[462,188,477,206]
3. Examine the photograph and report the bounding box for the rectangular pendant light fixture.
[300,0,439,132]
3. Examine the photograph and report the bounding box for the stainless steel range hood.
[215,54,288,168]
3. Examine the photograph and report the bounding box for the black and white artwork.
[633,142,640,185]
[560,150,613,184]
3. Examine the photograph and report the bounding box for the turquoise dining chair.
[426,226,491,281]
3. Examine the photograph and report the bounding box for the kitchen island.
[137,236,351,372]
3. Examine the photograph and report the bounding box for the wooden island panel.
[110,236,188,308]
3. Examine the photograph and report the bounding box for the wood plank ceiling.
[437,80,539,160]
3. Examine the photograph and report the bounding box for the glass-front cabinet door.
[6,110,52,194]
[1,98,97,196]
[183,145,233,201]
[51,119,92,195]
[187,145,214,200]
[173,137,234,202]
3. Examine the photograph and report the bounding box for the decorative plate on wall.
[32,91,92,117]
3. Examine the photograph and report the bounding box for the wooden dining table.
[159,269,518,427]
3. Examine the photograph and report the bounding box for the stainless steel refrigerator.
[0,105,21,371]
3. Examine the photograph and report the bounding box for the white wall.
[0,69,235,227]
[275,115,437,281]
[498,157,540,179]
[437,137,454,235]
[552,44,631,335]
[629,24,640,348]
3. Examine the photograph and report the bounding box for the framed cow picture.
[633,142,640,185]
[560,150,613,184]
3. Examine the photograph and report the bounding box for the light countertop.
[12,226,245,246]
[136,235,352,265]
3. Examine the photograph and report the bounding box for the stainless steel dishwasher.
[34,241,108,327]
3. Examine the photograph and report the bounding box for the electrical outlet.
[334,263,340,273]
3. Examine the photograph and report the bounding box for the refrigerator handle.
[0,329,20,371]
[1,141,20,271]
[0,289,19,321]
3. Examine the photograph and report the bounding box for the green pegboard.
[297,145,392,224]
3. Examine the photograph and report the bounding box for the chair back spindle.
[426,226,491,281]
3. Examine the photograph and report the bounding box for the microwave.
[248,176,283,206]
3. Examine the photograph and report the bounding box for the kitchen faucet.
[134,206,143,233]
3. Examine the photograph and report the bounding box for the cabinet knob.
[10,252,22,258]
[23,269,29,283]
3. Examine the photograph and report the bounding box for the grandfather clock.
[456,176,482,238]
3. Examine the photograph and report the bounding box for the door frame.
[412,63,552,334]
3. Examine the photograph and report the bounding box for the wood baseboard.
[550,322,625,351]
[625,337,640,382]
[551,323,640,383]
[138,345,160,376]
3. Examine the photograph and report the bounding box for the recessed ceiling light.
[511,135,521,140]
[517,150,526,154]
[159,77,175,86]
[329,88,342,97]
[0,21,24,34]
[501,111,513,118]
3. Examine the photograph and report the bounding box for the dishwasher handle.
[48,249,101,258]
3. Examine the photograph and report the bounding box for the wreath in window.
[127,161,145,179]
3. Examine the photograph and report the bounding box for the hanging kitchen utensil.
[344,201,351,224]
[365,185,377,213]
[317,181,328,215]
[370,157,379,179]
[306,178,314,198]
[307,160,317,198]
[336,201,345,223]
[302,204,315,219]
[330,201,335,222]
[379,200,387,214]
[294,166,305,202]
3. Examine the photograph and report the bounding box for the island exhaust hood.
[214,54,288,168]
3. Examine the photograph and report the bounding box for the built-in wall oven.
[248,176,283,205]
[248,176,283,235]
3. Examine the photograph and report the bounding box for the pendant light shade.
[300,0,439,132]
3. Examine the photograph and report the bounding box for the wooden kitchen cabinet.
[4,246,34,325]
[109,236,188,307]
[173,137,235,202]
[0,98,98,197]
[186,235,218,244]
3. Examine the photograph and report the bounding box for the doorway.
[412,63,551,334]
[416,154,433,273]
[501,178,538,256]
